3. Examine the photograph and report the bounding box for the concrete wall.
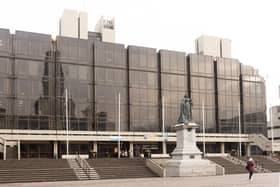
[101,28,115,43]
[220,38,231,58]
[60,9,88,39]
[79,11,88,39]
[60,9,79,38]
[196,35,231,58]
[268,106,280,141]
[196,35,220,57]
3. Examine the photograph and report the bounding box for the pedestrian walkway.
[2,173,280,187]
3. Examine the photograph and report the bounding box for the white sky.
[1,0,279,110]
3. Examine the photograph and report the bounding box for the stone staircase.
[0,158,156,183]
[235,157,271,173]
[0,159,77,183]
[206,157,247,174]
[87,158,159,179]
[247,156,280,172]
[74,157,100,180]
[67,159,89,180]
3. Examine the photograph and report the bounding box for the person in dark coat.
[247,157,254,181]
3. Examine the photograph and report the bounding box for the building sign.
[110,136,122,141]
[103,19,114,29]
[144,133,156,140]
[142,144,159,150]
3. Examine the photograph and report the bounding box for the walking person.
[246,157,254,181]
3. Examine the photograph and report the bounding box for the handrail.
[0,136,5,145]
[76,155,92,179]
[83,159,91,179]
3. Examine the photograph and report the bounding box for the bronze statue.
[177,95,192,123]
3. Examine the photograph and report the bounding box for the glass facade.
[94,42,128,131]
[0,29,12,129]
[128,46,159,131]
[190,54,215,133]
[160,50,186,132]
[0,29,267,137]
[242,65,266,134]
[56,36,93,131]
[217,57,241,133]
[14,31,53,130]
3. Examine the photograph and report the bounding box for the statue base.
[165,122,216,177]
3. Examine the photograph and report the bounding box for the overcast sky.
[1,0,279,110]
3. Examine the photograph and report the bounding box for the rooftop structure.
[59,9,88,39]
[196,35,231,58]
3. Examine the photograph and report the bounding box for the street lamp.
[270,105,274,155]
[65,88,69,158]
[238,102,242,157]
[202,99,206,158]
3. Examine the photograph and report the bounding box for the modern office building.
[0,15,268,159]
[268,105,280,141]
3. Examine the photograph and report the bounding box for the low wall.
[61,154,89,159]
[146,159,166,177]
[205,153,229,157]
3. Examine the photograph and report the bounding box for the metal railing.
[0,136,5,145]
[76,155,93,179]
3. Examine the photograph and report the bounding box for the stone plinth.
[165,122,216,177]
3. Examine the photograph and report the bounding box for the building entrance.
[97,141,129,158]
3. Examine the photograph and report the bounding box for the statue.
[177,95,192,123]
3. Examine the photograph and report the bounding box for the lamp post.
[202,99,206,157]
[118,92,121,159]
[270,105,274,154]
[267,75,274,155]
[162,96,167,154]
[65,89,69,158]
[162,96,165,141]
[238,102,242,157]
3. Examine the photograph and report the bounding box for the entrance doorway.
[97,141,129,158]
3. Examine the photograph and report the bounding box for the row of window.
[0,30,266,134]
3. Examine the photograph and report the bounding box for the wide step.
[87,158,158,179]
[0,159,78,183]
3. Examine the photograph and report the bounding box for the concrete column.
[3,140,6,160]
[93,141,98,158]
[246,143,251,156]
[93,141,98,152]
[129,142,134,158]
[53,141,58,159]
[162,141,167,154]
[221,142,225,154]
[17,140,20,160]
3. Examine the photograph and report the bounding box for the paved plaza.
[1,173,280,187]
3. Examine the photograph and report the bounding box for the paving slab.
[1,173,280,187]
